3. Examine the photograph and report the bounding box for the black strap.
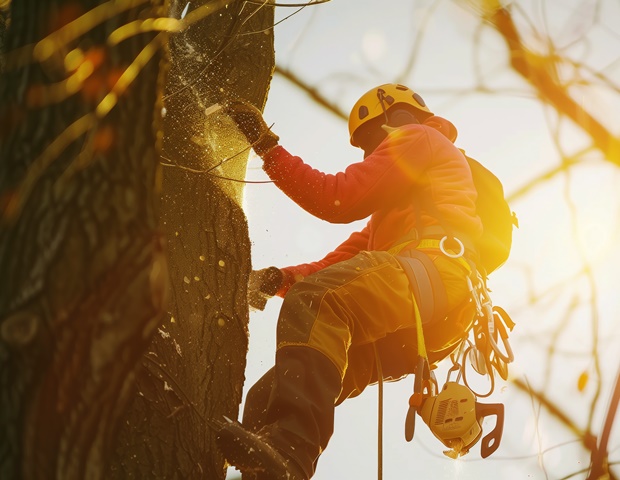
[396,250,448,325]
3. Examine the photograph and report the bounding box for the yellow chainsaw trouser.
[276,249,473,403]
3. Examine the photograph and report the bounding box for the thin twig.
[513,377,596,451]
[525,376,550,479]
[160,156,273,184]
[245,0,330,6]
[559,147,603,435]
[506,150,590,203]
[396,0,442,84]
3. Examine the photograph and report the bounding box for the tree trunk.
[0,0,168,479]
[109,1,275,478]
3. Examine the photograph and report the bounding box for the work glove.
[247,266,284,311]
[224,100,280,156]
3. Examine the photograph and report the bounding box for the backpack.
[465,156,517,274]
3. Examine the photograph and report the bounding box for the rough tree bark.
[109,1,275,479]
[0,0,168,479]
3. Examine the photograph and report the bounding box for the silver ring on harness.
[439,235,465,258]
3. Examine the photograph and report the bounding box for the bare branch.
[512,378,597,452]
[6,0,149,68]
[275,64,347,120]
[588,365,620,479]
[506,152,588,203]
[484,6,620,166]
[4,32,166,221]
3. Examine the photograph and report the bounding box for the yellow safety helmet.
[348,83,433,146]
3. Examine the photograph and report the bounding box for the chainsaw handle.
[404,404,416,442]
[476,402,504,458]
[405,355,430,442]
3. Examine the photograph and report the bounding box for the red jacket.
[261,116,483,296]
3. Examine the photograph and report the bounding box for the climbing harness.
[402,235,515,458]
[372,234,515,477]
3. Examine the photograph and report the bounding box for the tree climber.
[217,84,488,479]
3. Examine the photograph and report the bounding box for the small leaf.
[577,371,589,392]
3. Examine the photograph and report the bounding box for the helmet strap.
[377,88,421,130]
[380,124,398,135]
[376,88,391,125]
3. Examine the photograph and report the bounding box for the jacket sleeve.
[276,224,370,297]
[262,127,432,224]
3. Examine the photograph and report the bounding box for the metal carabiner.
[467,276,484,317]
[487,310,515,364]
[439,235,465,258]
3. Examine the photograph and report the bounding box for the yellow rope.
[413,295,427,360]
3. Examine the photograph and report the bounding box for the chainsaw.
[418,381,504,459]
[404,267,514,459]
